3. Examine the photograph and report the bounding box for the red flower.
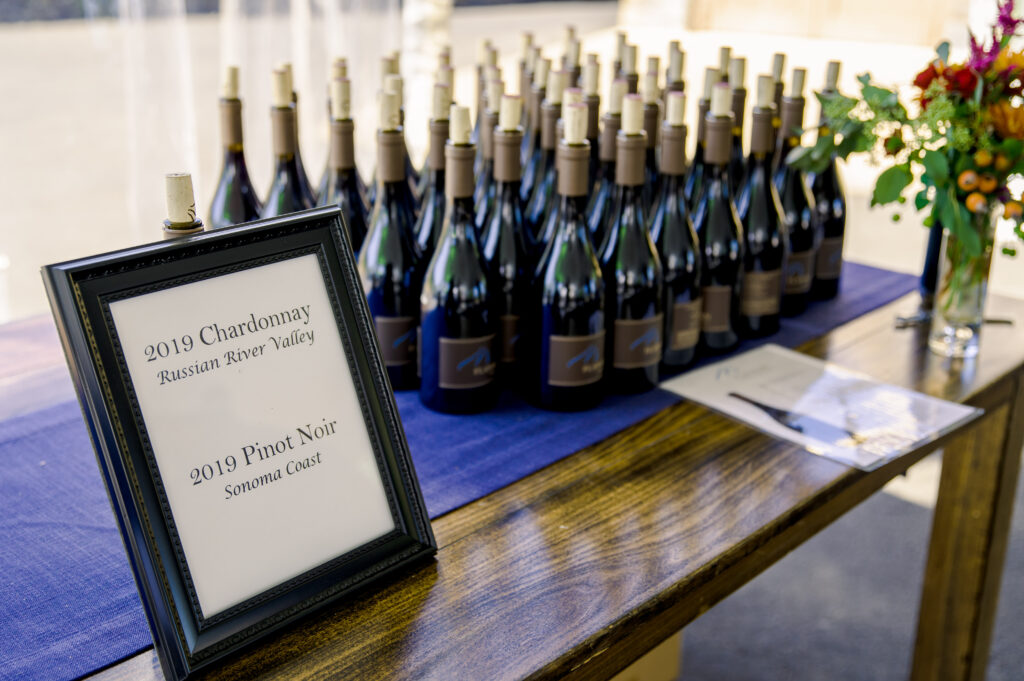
[943,65,979,98]
[914,63,939,90]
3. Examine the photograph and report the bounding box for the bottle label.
[815,237,844,281]
[784,251,815,295]
[548,331,606,387]
[670,300,702,351]
[375,316,417,367]
[741,270,782,317]
[613,315,663,369]
[438,335,497,389]
[500,314,520,364]
[702,285,733,333]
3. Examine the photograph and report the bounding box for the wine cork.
[608,78,627,115]
[666,91,685,126]
[487,79,504,113]
[391,50,401,73]
[757,75,774,109]
[584,90,600,140]
[271,69,291,108]
[437,65,454,88]
[719,47,731,80]
[380,91,400,131]
[622,44,637,75]
[381,55,397,85]
[711,82,732,116]
[521,32,533,60]
[222,66,239,99]
[773,53,786,82]
[587,53,598,65]
[567,38,581,67]
[616,31,627,62]
[563,87,583,109]
[485,65,501,83]
[279,62,294,94]
[642,72,659,104]
[486,45,498,68]
[825,60,841,90]
[534,58,551,88]
[729,57,746,89]
[647,56,660,77]
[563,102,587,144]
[622,94,643,135]
[330,78,351,120]
[565,25,576,45]
[500,94,521,130]
[450,104,471,144]
[331,58,347,80]
[583,59,599,96]
[438,46,451,68]
[668,45,683,83]
[528,45,541,75]
[703,67,719,100]
[546,69,565,105]
[790,67,806,97]
[432,83,451,121]
[385,74,403,108]
[164,173,201,230]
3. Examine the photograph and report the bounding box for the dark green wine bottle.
[649,91,701,370]
[358,91,422,390]
[694,83,744,353]
[530,101,606,410]
[586,78,627,248]
[582,57,602,200]
[809,60,846,300]
[420,105,499,413]
[280,63,317,204]
[525,69,565,242]
[261,68,315,218]
[600,94,664,393]
[474,78,502,232]
[737,76,787,337]
[414,84,452,261]
[685,67,718,212]
[772,68,820,316]
[640,70,661,211]
[520,58,550,204]
[209,66,262,229]
[319,77,368,254]
[728,57,748,194]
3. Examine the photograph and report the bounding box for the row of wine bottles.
[187,30,847,414]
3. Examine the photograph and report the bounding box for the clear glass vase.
[927,208,997,358]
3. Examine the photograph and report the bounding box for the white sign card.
[109,254,396,617]
[661,344,980,470]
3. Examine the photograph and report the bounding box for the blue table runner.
[0,262,918,681]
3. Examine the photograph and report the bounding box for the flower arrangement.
[790,0,1024,309]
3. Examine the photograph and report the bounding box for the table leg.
[911,375,1024,681]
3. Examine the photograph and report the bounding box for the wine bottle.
[684,67,719,211]
[809,60,847,300]
[520,46,543,164]
[317,57,356,202]
[475,78,503,231]
[719,46,731,83]
[367,55,400,208]
[520,58,551,203]
[650,92,701,369]
[262,68,316,218]
[530,101,606,410]
[587,78,627,248]
[612,31,627,79]
[358,91,422,390]
[641,70,661,211]
[622,43,639,94]
[414,84,452,260]
[320,77,369,253]
[209,66,262,230]
[565,36,582,88]
[279,63,317,204]
[415,48,452,195]
[535,87,583,251]
[736,75,787,337]
[163,173,204,240]
[772,53,786,137]
[482,95,532,381]
[525,69,566,241]
[600,94,664,393]
[694,83,744,353]
[384,73,421,210]
[472,41,497,150]
[728,57,747,193]
[519,32,534,106]
[582,56,602,193]
[665,41,685,96]
[420,105,499,413]
[773,68,819,316]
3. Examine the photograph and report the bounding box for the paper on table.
[660,344,981,470]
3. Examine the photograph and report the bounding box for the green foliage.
[871,165,912,206]
[921,149,949,183]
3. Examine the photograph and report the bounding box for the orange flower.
[994,48,1024,73]
[988,100,1024,139]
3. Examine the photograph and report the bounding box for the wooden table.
[28,290,1014,680]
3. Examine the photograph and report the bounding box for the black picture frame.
[42,206,435,681]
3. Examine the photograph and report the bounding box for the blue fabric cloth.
[0,262,917,681]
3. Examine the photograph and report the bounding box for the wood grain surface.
[38,291,1017,681]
